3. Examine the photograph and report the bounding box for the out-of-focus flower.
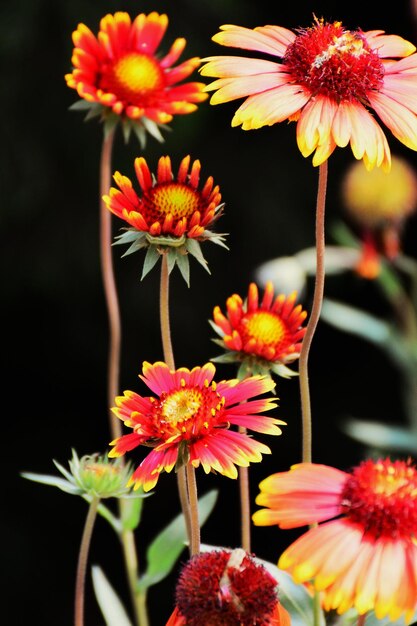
[211,281,307,379]
[253,458,417,622]
[103,155,227,284]
[165,548,291,626]
[65,11,207,145]
[109,361,284,492]
[200,17,417,170]
[341,155,417,277]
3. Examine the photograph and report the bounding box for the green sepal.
[270,361,299,379]
[21,470,81,495]
[185,238,210,274]
[210,351,240,364]
[175,250,190,287]
[166,248,177,274]
[146,233,186,248]
[203,228,229,249]
[141,246,161,280]
[208,319,225,338]
[103,113,120,139]
[137,490,218,591]
[174,441,190,472]
[140,116,170,143]
[68,99,95,112]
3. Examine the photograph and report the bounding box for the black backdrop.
[3,1,417,624]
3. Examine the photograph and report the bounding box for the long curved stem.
[159,254,193,553]
[298,160,328,464]
[99,129,122,442]
[100,131,147,626]
[74,496,100,626]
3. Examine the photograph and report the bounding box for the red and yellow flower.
[253,458,417,622]
[201,17,417,170]
[102,155,226,282]
[65,12,207,141]
[109,361,284,492]
[211,281,307,378]
[166,549,291,626]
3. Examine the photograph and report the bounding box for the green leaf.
[137,489,218,591]
[321,299,391,345]
[341,418,417,454]
[91,566,133,626]
[141,246,161,280]
[255,557,325,626]
[121,494,144,531]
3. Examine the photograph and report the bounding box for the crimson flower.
[201,17,417,170]
[166,549,291,626]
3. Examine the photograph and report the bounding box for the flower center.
[283,20,385,103]
[145,183,201,221]
[340,459,417,539]
[152,383,226,440]
[242,311,287,347]
[99,52,164,102]
[161,389,203,423]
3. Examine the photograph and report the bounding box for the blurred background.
[3,0,417,624]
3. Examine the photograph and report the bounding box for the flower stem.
[238,455,251,553]
[298,161,328,464]
[99,128,122,442]
[159,253,193,553]
[186,463,201,556]
[100,130,146,626]
[74,496,100,626]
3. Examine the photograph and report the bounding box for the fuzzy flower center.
[152,382,226,439]
[100,52,163,101]
[340,458,417,539]
[283,20,385,103]
[144,183,201,222]
[175,550,279,626]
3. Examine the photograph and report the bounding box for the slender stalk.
[238,452,251,553]
[159,253,193,552]
[357,613,367,626]
[74,496,100,626]
[99,129,122,442]
[99,131,147,626]
[298,161,328,464]
[186,464,201,556]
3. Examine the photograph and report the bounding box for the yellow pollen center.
[312,32,366,69]
[113,52,163,94]
[245,311,286,345]
[161,389,202,424]
[151,183,201,219]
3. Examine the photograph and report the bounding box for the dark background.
[3,1,417,624]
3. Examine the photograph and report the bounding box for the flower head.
[211,281,307,379]
[109,361,284,492]
[201,17,417,170]
[103,155,227,284]
[341,155,417,277]
[253,458,417,621]
[65,12,207,145]
[166,549,291,626]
